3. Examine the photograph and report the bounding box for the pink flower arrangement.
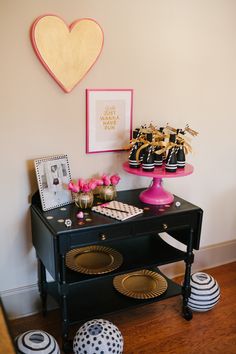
[68,174,121,193]
[100,174,121,186]
[68,178,98,193]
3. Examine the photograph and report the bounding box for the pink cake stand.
[123,161,194,205]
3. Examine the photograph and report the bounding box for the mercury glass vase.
[74,191,94,209]
[100,185,117,202]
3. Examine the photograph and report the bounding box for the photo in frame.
[34,154,73,211]
[86,89,133,153]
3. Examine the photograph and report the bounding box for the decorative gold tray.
[113,269,168,299]
[66,245,123,275]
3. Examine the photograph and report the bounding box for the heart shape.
[31,15,104,93]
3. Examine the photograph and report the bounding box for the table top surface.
[31,188,202,236]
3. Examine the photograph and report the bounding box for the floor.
[10,262,236,354]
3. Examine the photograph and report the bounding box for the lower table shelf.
[47,268,182,325]
[65,233,186,284]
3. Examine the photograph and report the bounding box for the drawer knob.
[100,234,107,241]
[163,223,168,230]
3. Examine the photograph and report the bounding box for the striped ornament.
[188,272,220,312]
[15,330,60,354]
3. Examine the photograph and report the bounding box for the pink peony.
[110,174,120,186]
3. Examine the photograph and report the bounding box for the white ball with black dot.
[73,319,123,354]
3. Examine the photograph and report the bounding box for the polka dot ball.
[188,272,220,312]
[73,319,123,354]
[15,330,60,353]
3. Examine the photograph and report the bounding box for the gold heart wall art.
[31,15,104,93]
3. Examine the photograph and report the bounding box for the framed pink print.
[86,89,133,153]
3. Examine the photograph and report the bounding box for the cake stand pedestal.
[123,162,194,205]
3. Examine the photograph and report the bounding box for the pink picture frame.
[86,89,133,153]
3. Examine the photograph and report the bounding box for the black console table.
[31,189,203,352]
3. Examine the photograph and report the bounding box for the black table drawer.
[68,223,132,249]
[133,213,192,235]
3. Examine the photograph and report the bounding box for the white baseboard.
[0,283,58,320]
[1,239,236,320]
[159,236,236,278]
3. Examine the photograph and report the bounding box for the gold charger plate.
[66,245,123,275]
[113,269,168,299]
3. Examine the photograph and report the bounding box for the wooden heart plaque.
[31,15,104,93]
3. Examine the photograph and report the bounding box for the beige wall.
[1,0,236,294]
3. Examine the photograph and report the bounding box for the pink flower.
[88,180,97,191]
[68,181,74,191]
[78,178,85,190]
[110,174,120,186]
[95,179,103,186]
[69,173,120,194]
[102,174,111,186]
[82,183,90,193]
[68,181,80,193]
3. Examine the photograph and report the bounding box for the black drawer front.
[133,214,193,235]
[68,223,132,249]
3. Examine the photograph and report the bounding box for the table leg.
[61,295,73,353]
[37,257,47,316]
[182,228,194,320]
[59,254,71,352]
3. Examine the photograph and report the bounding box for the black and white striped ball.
[15,330,60,354]
[188,272,220,312]
[73,319,123,354]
